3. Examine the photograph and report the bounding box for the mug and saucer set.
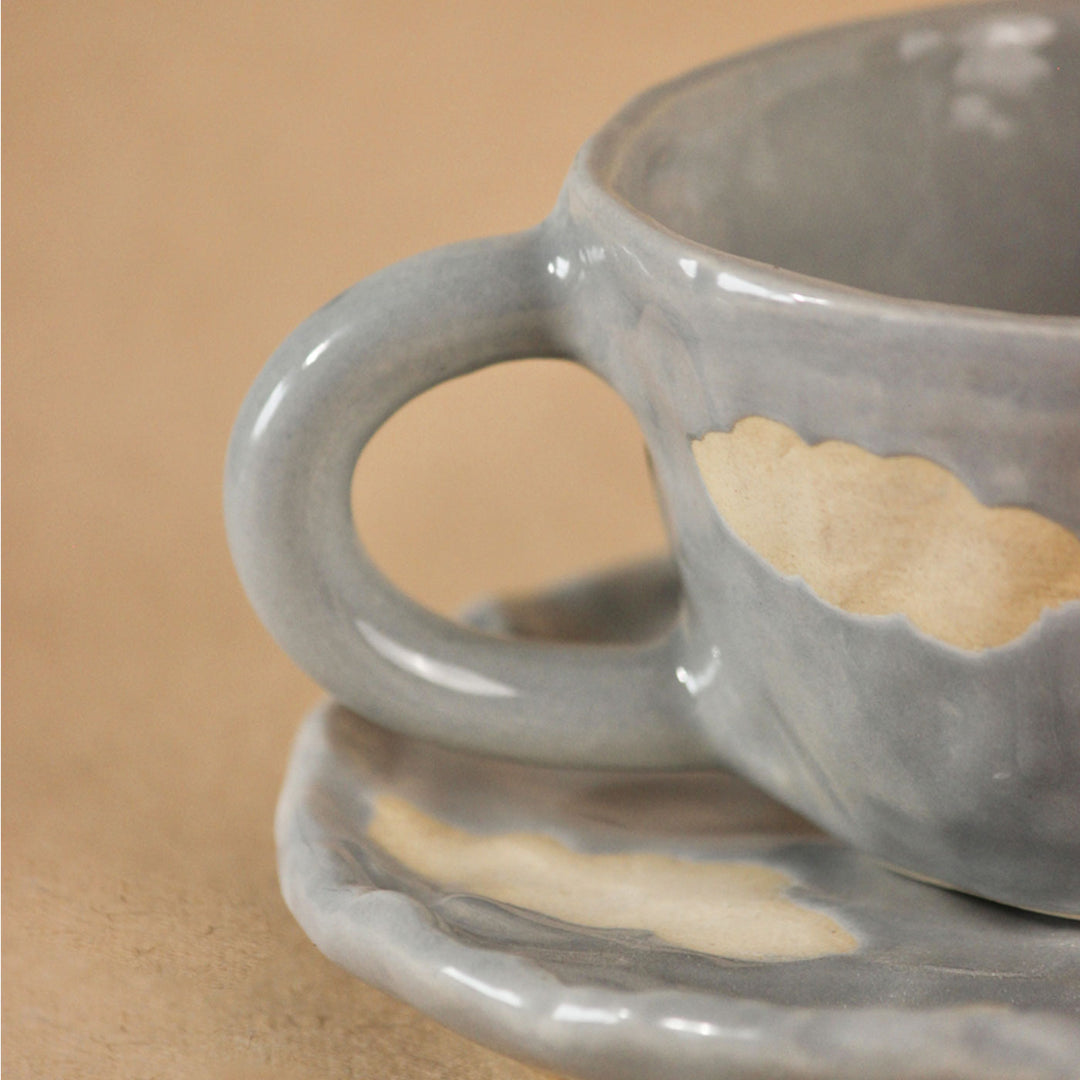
[226,3,1080,1076]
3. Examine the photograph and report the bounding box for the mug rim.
[573,0,1080,337]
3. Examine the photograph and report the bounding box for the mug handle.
[225,225,707,766]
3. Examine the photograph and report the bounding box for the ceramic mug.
[226,1,1080,916]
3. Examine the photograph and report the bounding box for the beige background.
[4,2,965,1076]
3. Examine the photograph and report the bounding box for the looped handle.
[225,225,706,766]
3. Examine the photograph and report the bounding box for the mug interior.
[606,6,1080,316]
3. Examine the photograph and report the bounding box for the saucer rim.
[276,697,1080,1080]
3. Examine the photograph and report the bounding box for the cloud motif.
[693,417,1080,651]
[367,794,856,960]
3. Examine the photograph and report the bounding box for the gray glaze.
[276,561,1080,1080]
[226,2,1080,916]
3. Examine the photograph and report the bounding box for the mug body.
[553,0,1080,912]
[226,0,1080,917]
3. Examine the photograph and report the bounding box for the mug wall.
[554,4,1080,912]
[560,226,1080,910]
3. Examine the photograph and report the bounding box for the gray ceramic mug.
[226,1,1080,917]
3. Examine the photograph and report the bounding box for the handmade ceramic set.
[226,3,1080,1077]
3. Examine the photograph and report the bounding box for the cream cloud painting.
[693,417,1080,651]
[367,794,856,961]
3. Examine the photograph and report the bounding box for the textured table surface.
[4,1,975,1076]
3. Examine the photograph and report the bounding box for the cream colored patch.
[367,794,856,961]
[692,417,1080,651]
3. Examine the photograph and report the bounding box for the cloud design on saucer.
[693,417,1080,651]
[367,794,856,961]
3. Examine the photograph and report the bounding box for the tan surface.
[4,2,969,1077]
[694,418,1080,650]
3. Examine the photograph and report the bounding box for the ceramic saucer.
[276,561,1080,1080]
